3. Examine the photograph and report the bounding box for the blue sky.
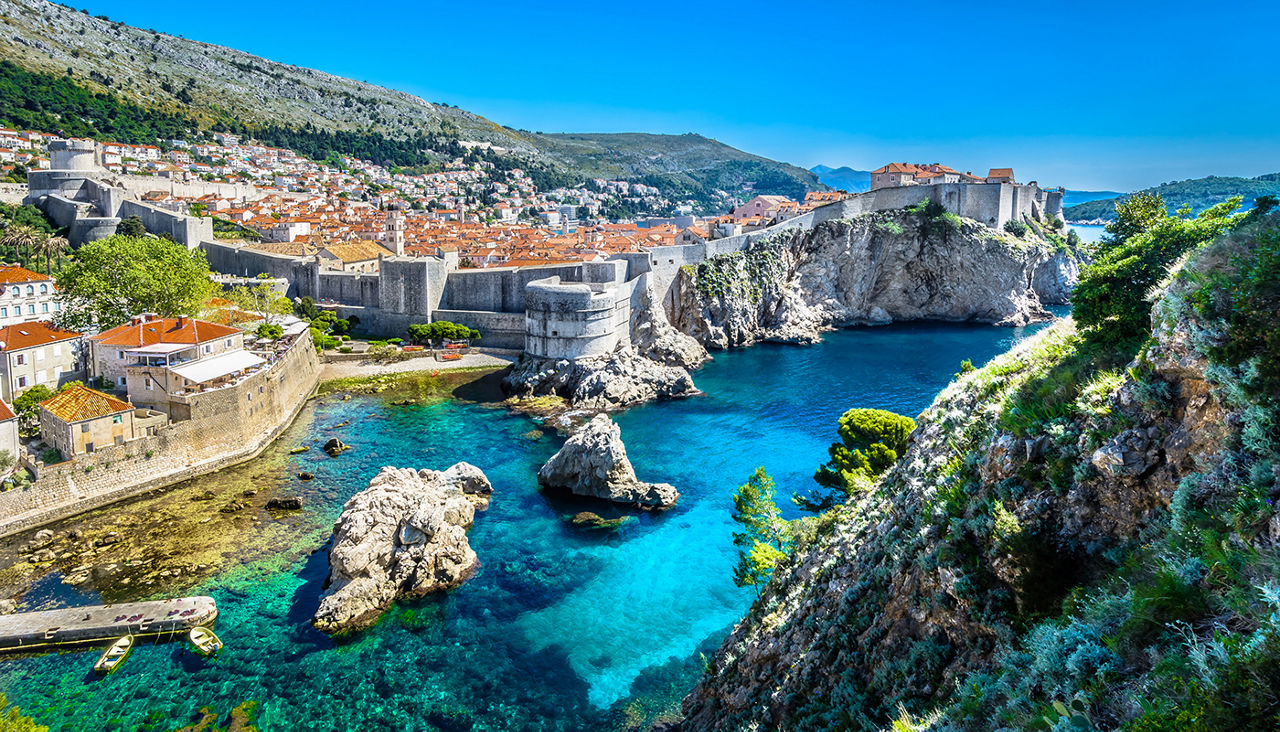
[77,0,1280,190]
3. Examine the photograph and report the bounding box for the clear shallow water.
[0,320,1050,730]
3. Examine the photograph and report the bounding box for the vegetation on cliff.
[685,188,1280,728]
[1064,173,1280,222]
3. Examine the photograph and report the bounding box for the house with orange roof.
[87,314,244,391]
[38,383,162,458]
[985,168,1015,184]
[318,240,395,273]
[0,264,60,325]
[0,321,85,402]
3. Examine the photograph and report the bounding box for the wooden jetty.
[0,596,218,652]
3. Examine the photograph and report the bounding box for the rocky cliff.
[313,463,493,634]
[670,211,1077,349]
[682,214,1280,729]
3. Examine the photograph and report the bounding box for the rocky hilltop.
[313,463,493,634]
[682,211,1280,728]
[670,210,1078,349]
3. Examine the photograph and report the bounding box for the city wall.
[0,332,321,538]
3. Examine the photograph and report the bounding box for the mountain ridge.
[0,0,820,208]
[1064,173,1280,222]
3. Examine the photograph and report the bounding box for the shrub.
[799,408,916,512]
[40,447,62,464]
[407,321,481,344]
[255,323,283,340]
[1073,197,1244,343]
[1004,219,1029,237]
[338,346,352,354]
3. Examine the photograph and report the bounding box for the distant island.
[1065,172,1280,222]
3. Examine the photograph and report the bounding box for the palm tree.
[0,225,45,269]
[45,235,69,272]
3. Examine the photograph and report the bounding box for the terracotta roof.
[40,383,131,423]
[321,240,393,263]
[0,265,52,284]
[987,168,1014,179]
[0,321,80,351]
[0,399,15,421]
[89,317,240,347]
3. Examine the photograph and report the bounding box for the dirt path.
[318,352,515,381]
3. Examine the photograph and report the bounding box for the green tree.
[1101,191,1167,248]
[13,384,55,437]
[0,224,45,268]
[227,282,291,325]
[730,468,792,597]
[799,408,916,512]
[115,215,146,237]
[407,321,481,344]
[54,234,216,331]
[1073,197,1244,343]
[255,323,283,340]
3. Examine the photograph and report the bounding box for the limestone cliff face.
[680,229,1264,729]
[670,212,1078,349]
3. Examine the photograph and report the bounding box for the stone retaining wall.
[0,332,321,538]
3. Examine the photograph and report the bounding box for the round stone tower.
[48,139,98,171]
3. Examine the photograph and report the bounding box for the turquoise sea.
[0,319,1052,730]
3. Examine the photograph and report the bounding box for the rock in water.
[323,438,349,456]
[313,463,493,633]
[538,414,678,508]
[268,496,304,509]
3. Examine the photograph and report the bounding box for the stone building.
[39,383,145,458]
[0,265,61,325]
[87,314,243,390]
[0,321,85,402]
[0,399,17,463]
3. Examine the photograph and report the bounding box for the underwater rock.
[268,496,304,510]
[289,446,309,454]
[538,414,678,509]
[0,599,15,614]
[323,438,349,457]
[313,463,493,634]
[298,472,315,482]
[568,511,634,530]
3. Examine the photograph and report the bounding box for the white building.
[0,266,60,326]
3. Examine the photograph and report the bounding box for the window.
[16,376,26,388]
[202,344,211,355]
[36,370,45,383]
[38,284,47,294]
[14,354,24,365]
[0,308,6,317]
[26,304,33,315]
[81,423,90,433]
[35,350,43,362]
[225,338,232,347]
[52,344,60,357]
[111,415,122,424]
[144,378,152,391]
[53,302,59,311]
[41,303,47,313]
[24,285,32,295]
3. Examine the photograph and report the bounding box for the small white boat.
[93,635,133,674]
[188,626,223,657]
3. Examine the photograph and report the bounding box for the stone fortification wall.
[433,309,526,349]
[117,199,213,249]
[0,332,321,538]
[106,175,296,202]
[201,240,303,281]
[0,183,28,205]
[523,276,632,359]
[440,264,585,313]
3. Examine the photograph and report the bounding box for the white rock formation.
[538,414,678,508]
[313,463,493,634]
[671,211,1079,349]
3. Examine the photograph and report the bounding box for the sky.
[74,0,1280,191]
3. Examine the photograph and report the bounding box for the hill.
[810,164,871,192]
[1064,173,1280,221]
[1062,189,1122,207]
[0,0,820,210]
